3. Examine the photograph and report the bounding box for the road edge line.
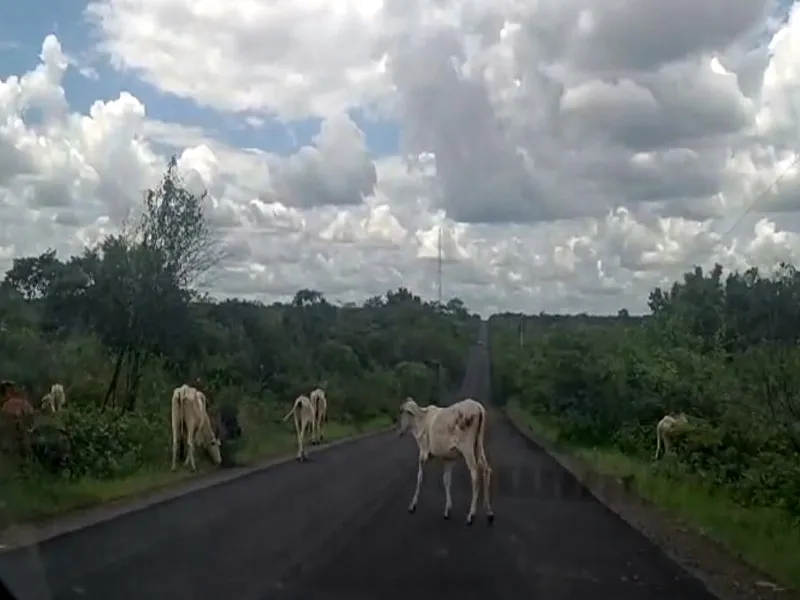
[0,426,395,551]
[497,408,797,600]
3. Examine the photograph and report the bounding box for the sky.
[2,0,800,317]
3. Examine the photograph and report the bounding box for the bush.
[490,262,800,518]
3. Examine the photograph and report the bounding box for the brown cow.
[1,380,36,455]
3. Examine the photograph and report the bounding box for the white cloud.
[84,0,392,118]
[6,0,800,316]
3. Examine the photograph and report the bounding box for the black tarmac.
[0,333,718,600]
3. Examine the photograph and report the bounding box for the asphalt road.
[0,335,717,600]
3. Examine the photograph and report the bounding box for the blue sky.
[0,0,401,157]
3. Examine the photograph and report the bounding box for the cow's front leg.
[442,460,454,519]
[408,454,427,513]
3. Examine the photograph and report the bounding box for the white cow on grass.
[309,387,327,444]
[171,384,222,471]
[398,396,494,525]
[283,394,316,462]
[654,412,689,459]
[41,383,66,413]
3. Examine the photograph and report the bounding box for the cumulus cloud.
[268,113,378,208]
[5,0,800,315]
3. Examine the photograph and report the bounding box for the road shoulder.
[0,427,392,551]
[502,407,798,600]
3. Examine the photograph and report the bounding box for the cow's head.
[207,436,222,465]
[397,397,419,437]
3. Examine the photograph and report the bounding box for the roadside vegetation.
[0,158,479,524]
[490,263,800,590]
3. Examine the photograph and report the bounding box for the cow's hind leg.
[171,409,181,471]
[185,426,197,471]
[463,453,480,525]
[300,418,310,461]
[482,461,494,524]
[294,414,304,461]
[442,460,454,519]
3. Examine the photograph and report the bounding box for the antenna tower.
[437,226,443,304]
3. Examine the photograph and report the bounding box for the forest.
[490,262,800,588]
[0,159,480,523]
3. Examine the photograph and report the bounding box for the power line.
[716,154,800,244]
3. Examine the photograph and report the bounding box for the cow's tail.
[283,399,298,422]
[654,427,662,460]
[474,406,486,466]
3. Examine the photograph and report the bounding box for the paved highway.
[0,332,716,600]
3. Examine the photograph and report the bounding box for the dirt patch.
[504,411,798,600]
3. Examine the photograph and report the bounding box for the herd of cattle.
[169,382,330,470]
[0,378,692,525]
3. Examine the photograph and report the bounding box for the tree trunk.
[103,348,127,408]
[124,350,146,412]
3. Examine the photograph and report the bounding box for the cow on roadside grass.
[398,396,494,525]
[654,412,689,459]
[41,383,66,414]
[309,387,327,444]
[283,394,315,462]
[171,384,222,471]
[1,380,36,455]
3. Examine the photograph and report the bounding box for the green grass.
[507,401,800,591]
[0,415,392,527]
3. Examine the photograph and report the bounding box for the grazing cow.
[309,387,327,444]
[283,395,315,462]
[1,380,36,455]
[41,383,66,414]
[654,412,689,459]
[398,396,494,525]
[170,384,222,471]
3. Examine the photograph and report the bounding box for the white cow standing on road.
[309,387,327,444]
[171,384,222,471]
[283,394,316,461]
[398,396,494,525]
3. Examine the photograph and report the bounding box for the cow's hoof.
[466,515,475,526]
[408,505,417,514]
[487,514,495,525]
[443,512,450,520]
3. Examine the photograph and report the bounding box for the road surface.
[0,334,716,600]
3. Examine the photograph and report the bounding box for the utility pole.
[519,316,524,347]
[437,225,443,305]
[437,226,444,398]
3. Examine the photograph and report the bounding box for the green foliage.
[0,158,479,497]
[490,262,800,518]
